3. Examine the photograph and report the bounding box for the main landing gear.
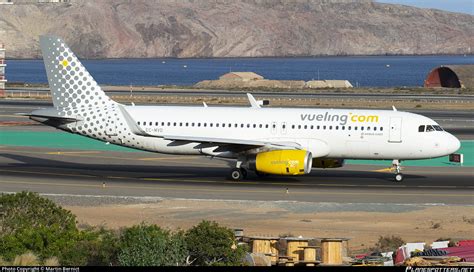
[392,159,403,182]
[230,168,247,181]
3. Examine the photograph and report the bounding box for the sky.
[376,0,474,15]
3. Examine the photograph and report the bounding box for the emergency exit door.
[388,117,402,143]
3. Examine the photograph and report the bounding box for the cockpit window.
[433,125,443,131]
[418,125,425,132]
[426,125,435,132]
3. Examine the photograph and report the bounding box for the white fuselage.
[104,105,460,160]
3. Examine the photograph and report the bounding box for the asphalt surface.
[1,99,473,205]
[0,146,473,205]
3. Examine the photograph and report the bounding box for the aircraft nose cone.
[446,134,461,154]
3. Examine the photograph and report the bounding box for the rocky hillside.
[1,0,473,58]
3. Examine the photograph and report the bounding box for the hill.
[0,0,473,58]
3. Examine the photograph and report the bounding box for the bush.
[117,224,187,266]
[60,227,120,266]
[185,220,247,266]
[375,235,405,252]
[0,192,79,262]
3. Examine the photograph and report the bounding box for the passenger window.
[367,127,370,131]
[137,121,141,125]
[161,122,165,126]
[282,124,286,129]
[216,123,219,127]
[241,124,244,128]
[323,125,326,130]
[348,126,351,130]
[361,127,364,131]
[354,126,358,130]
[374,127,377,131]
[317,125,320,130]
[260,124,263,128]
[167,122,170,126]
[335,126,339,130]
[304,125,307,129]
[380,127,383,131]
[265,124,269,129]
[186,123,189,127]
[329,126,332,130]
[198,123,201,127]
[253,124,256,128]
[149,122,152,126]
[192,123,195,127]
[298,125,301,129]
[342,126,345,130]
[310,125,314,129]
[292,125,295,129]
[179,122,183,126]
[426,125,435,132]
[155,122,158,126]
[418,125,425,132]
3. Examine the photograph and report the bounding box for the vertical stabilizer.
[39,35,114,109]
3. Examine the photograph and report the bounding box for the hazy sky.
[376,0,474,15]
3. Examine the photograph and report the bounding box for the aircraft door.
[388,117,402,143]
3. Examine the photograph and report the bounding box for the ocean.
[6,55,474,87]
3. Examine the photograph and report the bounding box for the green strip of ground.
[1,130,472,167]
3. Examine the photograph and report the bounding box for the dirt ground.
[66,199,474,254]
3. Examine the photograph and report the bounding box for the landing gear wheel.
[230,168,243,181]
[395,173,404,182]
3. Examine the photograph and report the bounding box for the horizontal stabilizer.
[25,108,82,122]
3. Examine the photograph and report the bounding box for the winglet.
[203,102,208,107]
[247,93,261,108]
[392,105,397,111]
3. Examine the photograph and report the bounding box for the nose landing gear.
[392,159,403,182]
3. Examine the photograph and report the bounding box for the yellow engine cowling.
[249,150,312,175]
[312,158,345,168]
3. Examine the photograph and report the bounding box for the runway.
[0,146,473,205]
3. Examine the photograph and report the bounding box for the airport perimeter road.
[0,146,473,205]
[6,87,474,101]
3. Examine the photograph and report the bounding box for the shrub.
[0,192,79,262]
[185,220,247,266]
[375,235,405,252]
[117,224,187,266]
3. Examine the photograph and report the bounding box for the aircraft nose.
[446,133,461,154]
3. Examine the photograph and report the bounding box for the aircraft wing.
[161,135,302,152]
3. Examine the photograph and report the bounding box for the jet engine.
[312,158,345,168]
[248,150,312,175]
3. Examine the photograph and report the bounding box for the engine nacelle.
[248,150,312,175]
[312,158,345,168]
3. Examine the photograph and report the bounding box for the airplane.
[28,35,461,182]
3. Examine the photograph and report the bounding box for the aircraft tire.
[394,173,404,182]
[230,168,243,181]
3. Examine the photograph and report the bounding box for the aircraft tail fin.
[39,35,114,109]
